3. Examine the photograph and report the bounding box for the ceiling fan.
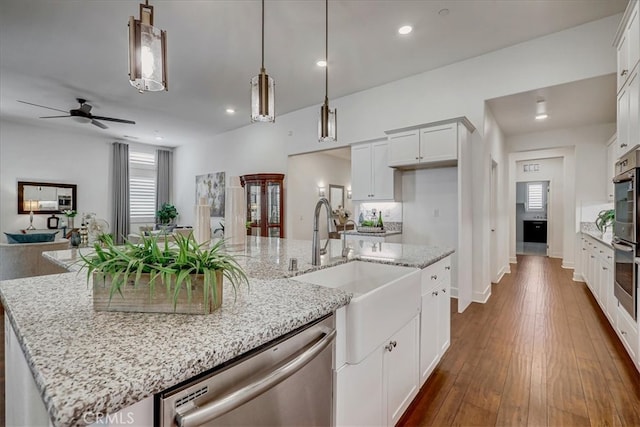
[17,98,135,129]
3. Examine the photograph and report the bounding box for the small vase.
[68,217,75,229]
[70,231,81,247]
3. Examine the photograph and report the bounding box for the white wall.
[287,151,352,240]
[0,119,112,236]
[484,106,509,284]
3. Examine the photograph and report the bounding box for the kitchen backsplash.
[355,202,402,224]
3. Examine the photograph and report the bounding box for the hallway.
[399,255,640,426]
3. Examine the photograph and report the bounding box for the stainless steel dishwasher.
[157,314,335,427]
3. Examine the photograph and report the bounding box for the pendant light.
[128,1,168,93]
[251,0,275,122]
[319,0,337,142]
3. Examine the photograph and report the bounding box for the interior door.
[490,159,499,282]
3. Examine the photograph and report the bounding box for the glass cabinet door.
[241,174,285,238]
[247,183,262,236]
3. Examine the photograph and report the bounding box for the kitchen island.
[1,236,453,426]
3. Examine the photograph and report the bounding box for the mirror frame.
[329,184,344,211]
[17,181,77,214]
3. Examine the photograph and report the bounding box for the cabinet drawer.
[617,304,638,361]
[421,257,451,294]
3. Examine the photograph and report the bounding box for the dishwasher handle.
[175,328,336,427]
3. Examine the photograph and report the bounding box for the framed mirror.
[17,181,77,214]
[329,184,344,211]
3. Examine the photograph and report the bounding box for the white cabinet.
[335,316,419,427]
[606,135,616,201]
[387,123,457,168]
[616,0,640,155]
[616,303,638,362]
[383,316,420,426]
[617,0,639,93]
[419,256,451,386]
[344,233,402,244]
[351,140,399,201]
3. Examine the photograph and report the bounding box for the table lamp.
[25,200,37,230]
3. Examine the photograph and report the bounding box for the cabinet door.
[629,71,639,149]
[335,350,384,427]
[618,85,630,155]
[420,285,439,386]
[618,30,630,93]
[606,138,616,202]
[388,130,420,167]
[628,2,639,75]
[604,254,616,323]
[384,316,419,427]
[419,123,457,163]
[438,264,451,354]
[371,141,395,200]
[351,144,373,200]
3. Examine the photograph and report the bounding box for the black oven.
[613,150,640,320]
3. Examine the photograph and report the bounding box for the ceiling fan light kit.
[251,0,275,123]
[318,0,337,142]
[128,0,168,93]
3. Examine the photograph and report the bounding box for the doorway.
[516,180,549,256]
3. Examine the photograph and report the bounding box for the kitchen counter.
[580,222,613,248]
[342,229,402,237]
[2,236,453,426]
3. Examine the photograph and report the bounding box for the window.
[526,182,544,212]
[129,149,156,222]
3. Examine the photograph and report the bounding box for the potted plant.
[596,209,614,235]
[156,203,178,231]
[81,233,248,314]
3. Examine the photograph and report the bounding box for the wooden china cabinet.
[240,173,285,238]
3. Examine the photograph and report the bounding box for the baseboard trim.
[472,284,491,304]
[492,264,510,284]
[573,272,585,282]
[449,287,459,298]
[509,256,517,264]
[562,261,575,270]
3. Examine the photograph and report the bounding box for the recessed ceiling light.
[226,108,235,114]
[155,136,163,141]
[438,8,450,16]
[398,25,412,35]
[316,60,327,67]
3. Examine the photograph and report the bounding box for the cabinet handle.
[582,248,586,251]
[620,329,627,336]
[621,69,628,76]
[385,340,397,352]
[621,143,628,148]
[445,266,451,270]
[608,256,612,259]
[600,250,603,253]
[602,266,607,270]
[441,288,447,293]
[419,156,424,160]
[415,157,420,160]
[590,255,595,258]
[431,274,438,280]
[432,291,439,296]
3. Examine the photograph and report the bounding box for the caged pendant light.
[319,0,336,142]
[251,0,275,122]
[128,1,168,93]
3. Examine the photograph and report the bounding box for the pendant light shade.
[251,0,275,122]
[128,1,168,92]
[319,0,336,142]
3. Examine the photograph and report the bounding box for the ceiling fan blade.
[40,115,71,118]
[92,116,136,125]
[18,100,68,113]
[91,120,108,129]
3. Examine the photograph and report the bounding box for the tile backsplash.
[355,202,402,223]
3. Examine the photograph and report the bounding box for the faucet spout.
[341,219,357,258]
[312,198,336,266]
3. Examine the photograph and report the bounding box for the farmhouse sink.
[294,261,421,364]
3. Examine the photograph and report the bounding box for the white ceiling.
[0,0,627,147]
[487,74,618,137]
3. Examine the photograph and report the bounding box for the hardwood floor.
[399,255,640,427]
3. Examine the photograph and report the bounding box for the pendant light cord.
[261,0,265,70]
[324,0,329,103]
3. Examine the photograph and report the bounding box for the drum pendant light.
[319,0,336,142]
[251,0,275,122]
[128,1,168,92]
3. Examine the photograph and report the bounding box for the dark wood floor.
[399,255,640,427]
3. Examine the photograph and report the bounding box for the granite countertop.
[342,229,402,237]
[580,222,613,248]
[4,236,454,426]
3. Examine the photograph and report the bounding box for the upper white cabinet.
[606,135,616,202]
[615,0,640,156]
[617,0,639,93]
[387,123,458,168]
[351,140,400,201]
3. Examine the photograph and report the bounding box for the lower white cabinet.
[617,303,639,362]
[335,316,419,427]
[419,257,451,385]
[344,233,402,244]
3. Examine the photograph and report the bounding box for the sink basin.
[294,261,420,364]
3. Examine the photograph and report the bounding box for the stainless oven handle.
[612,241,635,252]
[175,328,336,427]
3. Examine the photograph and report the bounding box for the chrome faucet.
[312,198,336,266]
[342,219,357,258]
